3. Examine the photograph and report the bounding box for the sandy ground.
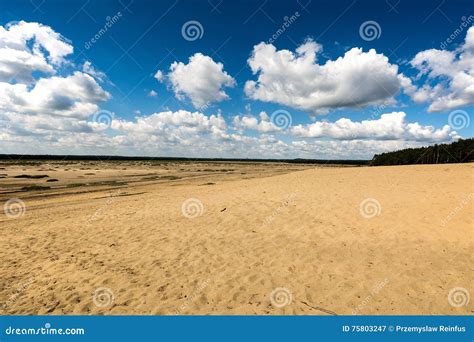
[0,161,472,315]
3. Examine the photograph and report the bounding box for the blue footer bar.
[0,316,472,341]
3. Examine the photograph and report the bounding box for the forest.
[371,138,474,166]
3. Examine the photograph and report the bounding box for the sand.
[0,161,472,315]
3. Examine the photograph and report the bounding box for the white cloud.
[0,21,110,137]
[290,112,457,142]
[105,110,236,157]
[1,107,460,159]
[167,53,235,108]
[244,39,405,114]
[0,21,73,83]
[288,139,422,160]
[154,70,164,82]
[94,110,434,159]
[82,61,107,83]
[112,110,227,137]
[232,111,458,143]
[408,26,474,112]
[0,48,54,83]
[0,71,110,119]
[148,90,158,97]
[0,21,465,160]
[233,112,282,133]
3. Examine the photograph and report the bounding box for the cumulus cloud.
[82,61,107,83]
[102,110,445,159]
[106,110,236,156]
[148,90,158,97]
[165,53,235,108]
[0,21,110,136]
[0,71,110,119]
[233,111,458,143]
[0,21,73,83]
[1,107,460,159]
[0,21,465,159]
[408,26,474,112]
[112,110,227,137]
[233,112,282,133]
[290,112,457,142]
[244,39,405,114]
[288,139,422,160]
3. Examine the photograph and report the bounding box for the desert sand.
[0,161,472,315]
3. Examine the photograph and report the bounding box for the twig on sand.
[300,301,337,316]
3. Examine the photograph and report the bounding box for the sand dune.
[0,162,472,315]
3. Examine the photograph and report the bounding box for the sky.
[0,0,473,159]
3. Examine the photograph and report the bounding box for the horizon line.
[0,154,369,164]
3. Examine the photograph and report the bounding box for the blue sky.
[0,0,473,158]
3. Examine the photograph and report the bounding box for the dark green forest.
[370,138,474,166]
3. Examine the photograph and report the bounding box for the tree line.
[371,138,474,166]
